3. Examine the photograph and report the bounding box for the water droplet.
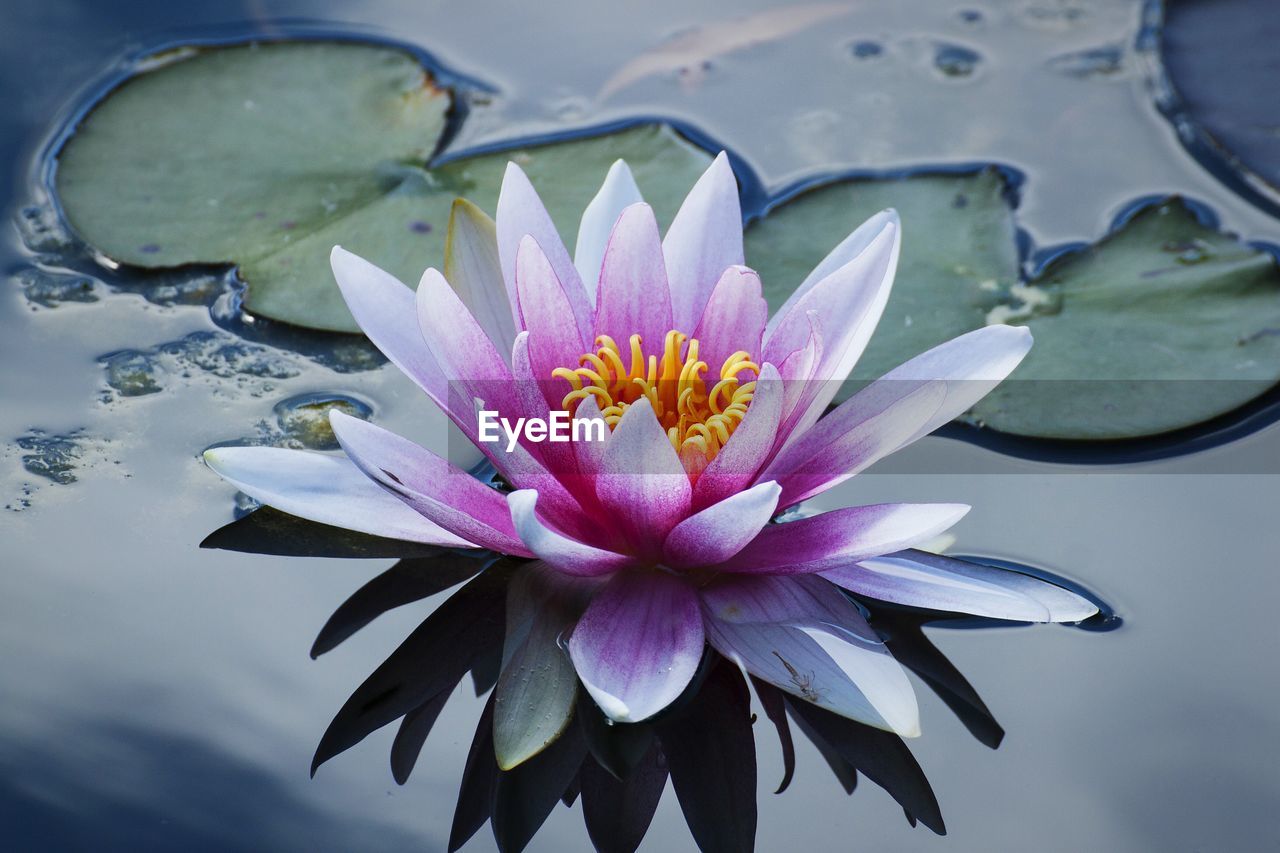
[1162,238,1213,265]
[849,40,883,60]
[273,393,373,450]
[1047,45,1124,78]
[934,43,982,78]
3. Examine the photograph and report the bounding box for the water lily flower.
[205,153,1097,741]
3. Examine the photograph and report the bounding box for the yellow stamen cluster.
[553,330,758,473]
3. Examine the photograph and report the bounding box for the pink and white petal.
[569,570,705,722]
[877,324,1033,445]
[575,160,644,302]
[415,267,518,423]
[510,331,551,419]
[764,209,899,339]
[574,393,609,466]
[330,247,445,401]
[330,412,532,556]
[593,203,673,349]
[596,398,692,555]
[511,334,608,523]
[202,446,473,548]
[763,381,947,509]
[508,490,638,577]
[444,199,516,360]
[701,572,874,638]
[715,503,970,575]
[517,235,593,385]
[662,152,744,330]
[691,363,784,512]
[701,574,919,736]
[463,395,589,535]
[691,265,768,377]
[771,311,824,455]
[664,481,781,568]
[497,162,592,335]
[762,217,900,437]
[765,326,1032,508]
[823,549,1098,623]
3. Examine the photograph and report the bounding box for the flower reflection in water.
[204,509,1110,852]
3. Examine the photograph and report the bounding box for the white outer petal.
[574,159,644,304]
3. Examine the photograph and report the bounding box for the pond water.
[3,0,1279,850]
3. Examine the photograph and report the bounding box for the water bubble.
[15,204,73,254]
[849,40,883,60]
[1047,45,1124,78]
[15,268,99,308]
[1162,238,1213,265]
[273,393,373,450]
[934,43,982,78]
[102,351,162,397]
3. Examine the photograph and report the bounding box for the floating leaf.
[751,174,1280,440]
[1162,0,1280,193]
[972,199,1280,439]
[55,42,714,332]
[746,169,1020,387]
[56,42,448,332]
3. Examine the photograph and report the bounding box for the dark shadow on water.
[200,511,1112,852]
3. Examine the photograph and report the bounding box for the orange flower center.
[552,330,759,477]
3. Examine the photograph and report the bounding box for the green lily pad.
[748,174,1280,440]
[746,168,1021,385]
[54,40,714,333]
[248,125,714,332]
[56,42,449,332]
[971,199,1280,439]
